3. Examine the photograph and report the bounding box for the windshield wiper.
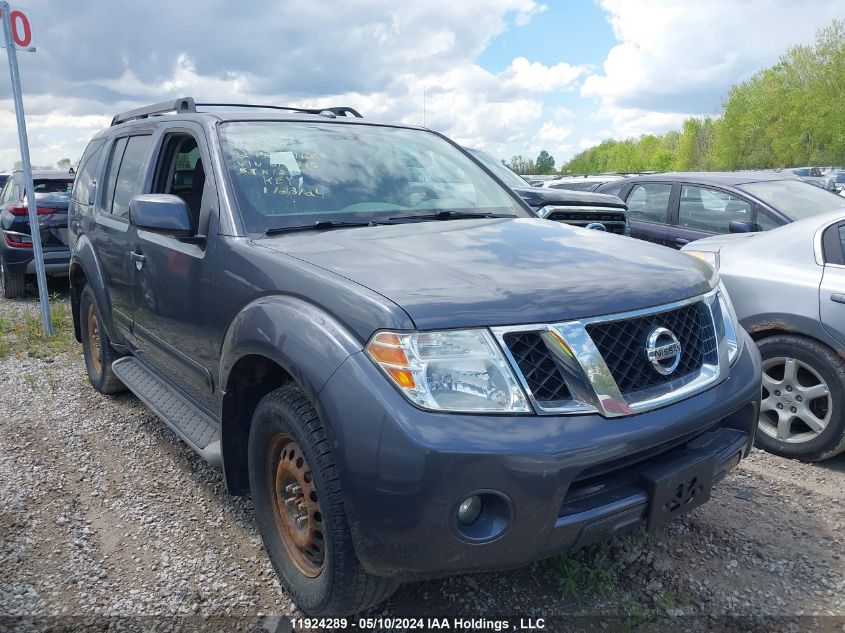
[384,210,517,224]
[263,220,375,235]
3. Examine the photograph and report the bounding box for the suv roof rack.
[111,97,197,126]
[111,97,363,126]
[195,103,363,119]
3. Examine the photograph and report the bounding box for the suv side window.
[625,183,672,223]
[111,136,152,219]
[72,138,106,205]
[678,185,751,234]
[151,133,205,231]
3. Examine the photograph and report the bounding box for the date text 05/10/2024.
[290,617,547,630]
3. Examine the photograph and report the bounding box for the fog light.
[457,495,482,525]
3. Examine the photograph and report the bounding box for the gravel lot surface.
[1,284,844,632]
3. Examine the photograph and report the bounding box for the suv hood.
[257,218,715,329]
[513,186,626,210]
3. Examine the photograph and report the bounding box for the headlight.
[365,329,530,413]
[686,250,720,270]
[717,280,741,364]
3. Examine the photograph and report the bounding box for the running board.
[112,356,221,467]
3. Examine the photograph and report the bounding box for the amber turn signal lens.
[368,342,409,366]
[386,367,416,388]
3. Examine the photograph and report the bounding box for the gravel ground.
[1,284,844,632]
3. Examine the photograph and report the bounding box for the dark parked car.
[70,98,761,616]
[0,173,8,188]
[0,169,74,298]
[597,171,845,249]
[467,149,629,234]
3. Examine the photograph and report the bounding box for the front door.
[131,127,218,413]
[669,184,754,249]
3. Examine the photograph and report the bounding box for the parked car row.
[0,98,841,617]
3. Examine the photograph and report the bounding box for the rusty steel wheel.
[267,433,325,577]
[79,285,125,394]
[86,302,103,376]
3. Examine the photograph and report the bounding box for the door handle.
[674,237,690,246]
[130,251,146,269]
[831,293,845,304]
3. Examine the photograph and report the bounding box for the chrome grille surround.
[491,289,729,418]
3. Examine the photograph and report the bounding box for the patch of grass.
[546,544,617,599]
[0,297,77,360]
[23,372,37,389]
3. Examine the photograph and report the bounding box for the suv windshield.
[219,122,527,232]
[467,149,529,189]
[738,179,845,220]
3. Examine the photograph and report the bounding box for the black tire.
[1,260,26,299]
[755,335,845,461]
[248,384,397,615]
[79,285,125,394]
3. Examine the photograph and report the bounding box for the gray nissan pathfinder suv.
[69,98,762,616]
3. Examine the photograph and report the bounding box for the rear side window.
[678,185,752,234]
[72,138,105,204]
[101,138,128,214]
[625,183,672,223]
[104,136,151,219]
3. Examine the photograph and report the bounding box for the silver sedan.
[684,210,845,461]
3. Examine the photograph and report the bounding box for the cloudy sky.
[1,0,843,171]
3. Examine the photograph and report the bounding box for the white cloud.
[0,0,574,169]
[581,0,845,139]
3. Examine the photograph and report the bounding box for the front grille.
[586,302,717,395]
[546,209,627,235]
[503,331,571,402]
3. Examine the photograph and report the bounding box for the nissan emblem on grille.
[646,327,682,375]
[585,222,606,231]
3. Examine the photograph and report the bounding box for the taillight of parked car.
[8,205,54,216]
[2,231,33,248]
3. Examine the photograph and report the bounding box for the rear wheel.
[248,384,397,615]
[79,285,125,394]
[755,335,845,461]
[1,260,25,299]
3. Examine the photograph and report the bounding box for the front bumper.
[317,331,761,578]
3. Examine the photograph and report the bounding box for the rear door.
[92,134,153,341]
[669,184,754,248]
[620,181,673,246]
[819,220,845,346]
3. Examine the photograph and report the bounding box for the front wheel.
[248,384,397,615]
[755,335,845,461]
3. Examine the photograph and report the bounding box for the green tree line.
[561,19,845,175]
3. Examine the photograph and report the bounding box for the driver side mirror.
[129,194,193,237]
[729,219,755,234]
